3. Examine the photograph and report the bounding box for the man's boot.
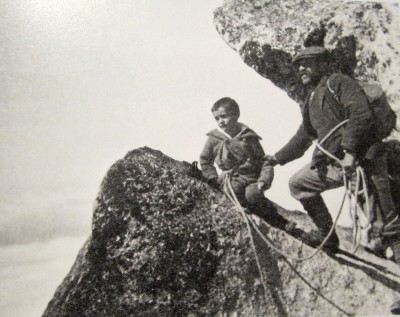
[371,173,400,237]
[370,172,400,267]
[300,195,340,253]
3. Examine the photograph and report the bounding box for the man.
[266,46,400,254]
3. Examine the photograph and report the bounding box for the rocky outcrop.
[43,147,400,317]
[214,0,400,128]
[42,3,400,316]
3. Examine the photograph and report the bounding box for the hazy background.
[0,1,351,316]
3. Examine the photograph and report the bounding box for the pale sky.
[0,1,355,316]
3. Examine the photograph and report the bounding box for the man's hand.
[341,151,356,176]
[264,154,278,167]
[257,181,271,191]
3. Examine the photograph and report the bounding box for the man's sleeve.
[331,74,373,154]
[274,124,313,165]
[199,137,218,180]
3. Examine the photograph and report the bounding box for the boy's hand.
[257,181,271,191]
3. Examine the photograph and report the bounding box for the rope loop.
[222,174,352,316]
[223,175,344,261]
[314,120,371,253]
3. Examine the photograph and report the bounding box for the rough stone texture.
[214,0,400,132]
[43,147,400,317]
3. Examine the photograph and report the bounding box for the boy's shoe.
[305,230,340,254]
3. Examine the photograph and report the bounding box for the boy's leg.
[228,178,248,206]
[229,177,294,231]
[244,183,295,231]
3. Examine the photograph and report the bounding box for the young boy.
[200,97,293,230]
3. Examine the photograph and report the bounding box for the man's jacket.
[200,123,273,185]
[275,73,374,167]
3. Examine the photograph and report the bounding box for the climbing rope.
[222,174,270,306]
[313,119,371,253]
[347,166,371,253]
[219,121,373,303]
[223,119,371,261]
[222,174,353,316]
[223,173,345,261]
[217,120,371,316]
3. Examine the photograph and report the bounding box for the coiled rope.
[313,119,371,253]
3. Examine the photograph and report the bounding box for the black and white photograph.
[1,1,400,316]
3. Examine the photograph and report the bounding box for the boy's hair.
[211,97,240,117]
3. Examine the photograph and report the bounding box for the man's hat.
[292,46,328,64]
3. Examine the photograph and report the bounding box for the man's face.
[297,58,322,86]
[212,107,239,136]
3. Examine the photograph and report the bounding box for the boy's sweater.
[200,123,273,186]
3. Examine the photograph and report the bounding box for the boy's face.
[212,106,239,135]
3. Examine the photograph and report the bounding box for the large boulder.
[214,0,400,130]
[43,147,400,317]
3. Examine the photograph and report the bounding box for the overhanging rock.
[214,0,400,124]
[43,147,400,317]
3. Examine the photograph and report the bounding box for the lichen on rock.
[43,147,283,316]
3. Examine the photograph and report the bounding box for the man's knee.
[289,172,305,200]
[289,173,300,194]
[289,170,318,201]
